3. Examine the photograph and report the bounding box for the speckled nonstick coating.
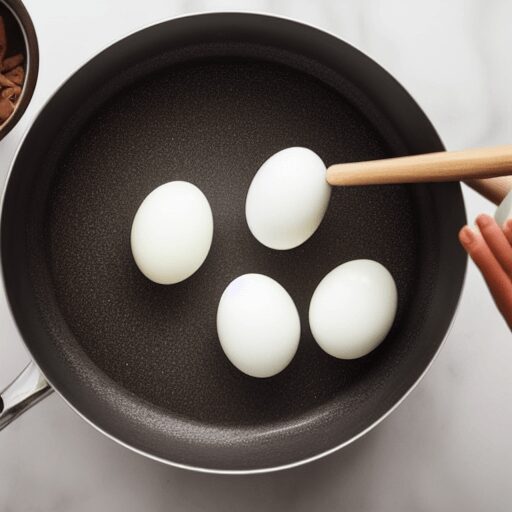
[1,14,466,472]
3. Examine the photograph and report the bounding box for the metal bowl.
[0,0,38,140]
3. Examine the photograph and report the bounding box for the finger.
[475,214,512,277]
[503,219,512,247]
[459,226,512,329]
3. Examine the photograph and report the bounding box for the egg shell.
[245,147,331,250]
[309,259,397,359]
[217,274,301,378]
[131,181,213,284]
[495,189,512,227]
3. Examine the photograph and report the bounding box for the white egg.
[309,259,397,359]
[495,189,512,227]
[245,147,331,250]
[217,274,300,378]
[131,181,213,284]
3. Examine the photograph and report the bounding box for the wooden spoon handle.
[326,145,512,187]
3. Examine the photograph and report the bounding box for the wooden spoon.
[326,144,512,205]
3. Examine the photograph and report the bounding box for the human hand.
[459,214,512,330]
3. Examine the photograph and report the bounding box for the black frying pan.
[0,13,466,473]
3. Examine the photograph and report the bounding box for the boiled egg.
[245,147,331,250]
[131,181,213,284]
[217,274,300,378]
[309,259,397,359]
[495,189,512,227]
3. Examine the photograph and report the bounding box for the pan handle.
[0,361,52,431]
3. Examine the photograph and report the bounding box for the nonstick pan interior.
[1,14,466,471]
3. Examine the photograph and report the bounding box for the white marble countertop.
[1,1,511,510]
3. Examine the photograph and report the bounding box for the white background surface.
[1,1,511,510]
